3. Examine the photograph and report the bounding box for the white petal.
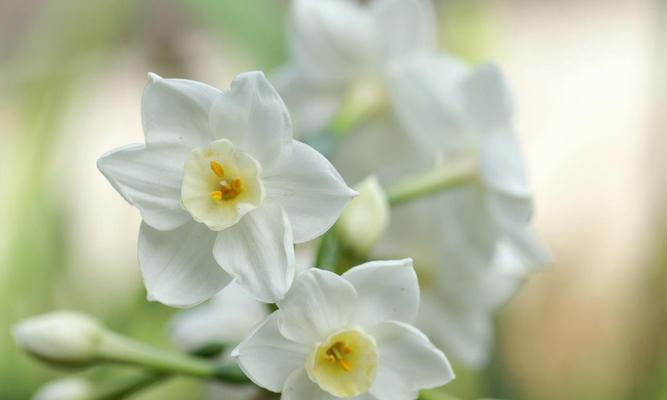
[439,187,499,270]
[97,143,191,231]
[289,0,378,84]
[416,241,529,368]
[388,54,470,156]
[342,259,419,327]
[232,313,308,393]
[374,190,496,273]
[332,116,431,186]
[277,268,357,344]
[480,130,530,197]
[487,192,551,267]
[142,73,220,148]
[463,64,514,134]
[264,141,356,243]
[209,71,292,169]
[271,65,344,136]
[369,321,454,400]
[138,221,232,308]
[170,282,269,352]
[282,368,338,400]
[417,294,494,368]
[505,225,552,268]
[371,0,437,62]
[213,201,295,303]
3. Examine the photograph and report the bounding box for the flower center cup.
[181,139,264,231]
[306,329,378,398]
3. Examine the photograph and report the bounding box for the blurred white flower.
[171,283,270,400]
[337,176,389,255]
[33,378,92,400]
[171,282,269,353]
[98,71,356,306]
[274,0,436,135]
[13,311,103,367]
[233,260,454,399]
[334,55,550,367]
[389,59,550,271]
[378,201,530,366]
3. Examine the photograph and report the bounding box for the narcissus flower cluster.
[13,0,550,398]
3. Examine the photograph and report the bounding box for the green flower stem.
[330,83,387,136]
[96,332,248,384]
[315,158,477,269]
[90,371,168,400]
[315,226,342,271]
[418,389,462,400]
[386,157,478,207]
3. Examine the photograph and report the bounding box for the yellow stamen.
[325,342,353,372]
[210,190,223,201]
[210,161,225,177]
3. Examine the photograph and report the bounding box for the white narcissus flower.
[333,56,550,366]
[233,259,454,400]
[273,0,436,135]
[377,197,530,367]
[98,71,356,306]
[387,58,551,272]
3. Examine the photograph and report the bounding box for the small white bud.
[337,176,390,255]
[33,378,93,400]
[13,311,103,367]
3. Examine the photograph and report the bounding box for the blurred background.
[0,0,665,399]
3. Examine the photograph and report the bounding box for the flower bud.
[33,378,92,400]
[337,176,389,255]
[13,311,103,367]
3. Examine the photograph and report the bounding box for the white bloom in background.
[233,259,454,399]
[337,176,389,255]
[33,378,92,400]
[171,282,269,353]
[333,54,550,366]
[273,0,436,135]
[13,311,103,367]
[171,282,270,400]
[98,71,356,306]
[389,59,551,272]
[377,199,530,367]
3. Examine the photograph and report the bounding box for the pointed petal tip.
[230,344,241,358]
[147,72,162,83]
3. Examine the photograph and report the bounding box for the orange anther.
[210,161,225,177]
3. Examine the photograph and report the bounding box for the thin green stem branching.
[386,157,478,207]
[96,332,249,384]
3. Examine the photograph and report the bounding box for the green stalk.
[418,389,462,400]
[386,157,478,207]
[330,82,387,136]
[97,332,248,384]
[90,371,169,400]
